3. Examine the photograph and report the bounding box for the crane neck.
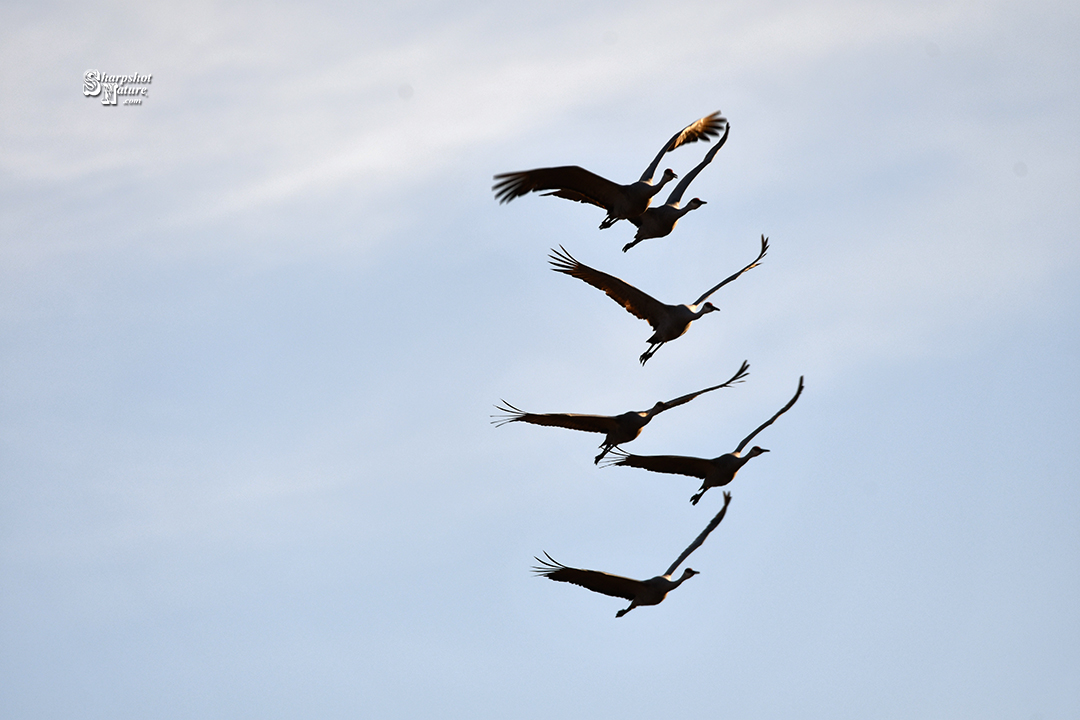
[650,174,675,195]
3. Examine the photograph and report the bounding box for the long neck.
[649,174,674,196]
[720,451,754,475]
[643,403,667,421]
[668,571,694,589]
[686,303,713,319]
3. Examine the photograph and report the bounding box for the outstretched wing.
[539,187,605,208]
[493,166,623,208]
[533,553,641,601]
[640,111,727,182]
[602,448,714,480]
[734,376,805,454]
[655,360,749,414]
[665,491,733,577]
[663,122,730,206]
[692,234,769,306]
[492,401,618,434]
[549,246,667,328]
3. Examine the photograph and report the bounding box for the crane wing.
[491,401,617,434]
[533,553,641,601]
[639,111,727,182]
[549,246,667,328]
[493,166,624,207]
[665,491,733,576]
[538,188,605,209]
[603,449,714,480]
[663,122,730,205]
[692,234,769,306]
[734,375,805,454]
[655,360,749,414]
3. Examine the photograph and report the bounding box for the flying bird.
[549,235,768,364]
[534,491,732,617]
[623,122,731,252]
[493,360,749,463]
[493,112,726,229]
[603,376,805,504]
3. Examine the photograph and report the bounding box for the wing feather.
[655,360,749,413]
[604,449,714,480]
[663,122,730,205]
[493,166,625,207]
[549,246,667,328]
[691,234,769,306]
[640,111,727,182]
[492,402,617,434]
[533,553,641,601]
[538,188,605,208]
[664,492,733,576]
[734,376,805,454]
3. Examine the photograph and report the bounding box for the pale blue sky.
[2,1,1078,718]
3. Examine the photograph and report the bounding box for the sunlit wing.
[663,122,730,206]
[549,246,666,326]
[639,111,727,182]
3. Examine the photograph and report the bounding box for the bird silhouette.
[493,112,726,229]
[493,360,749,463]
[549,235,768,364]
[603,376,804,504]
[534,491,732,617]
[623,122,731,252]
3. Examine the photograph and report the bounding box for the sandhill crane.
[534,491,732,617]
[623,122,730,252]
[603,376,804,504]
[493,360,749,463]
[493,112,726,229]
[549,235,768,364]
